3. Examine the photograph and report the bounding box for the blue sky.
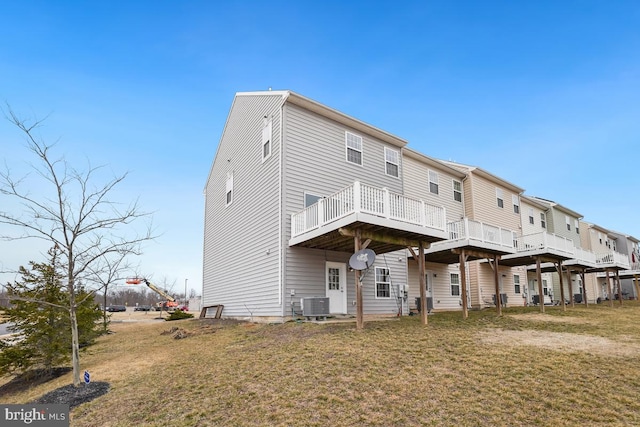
[1,1,639,295]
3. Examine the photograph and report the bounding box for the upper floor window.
[598,232,603,244]
[225,172,234,207]
[512,195,520,214]
[345,132,363,166]
[450,273,460,296]
[262,116,272,162]
[528,208,534,225]
[575,219,580,234]
[453,180,462,202]
[496,188,504,208]
[384,147,399,178]
[429,170,439,195]
[375,267,391,298]
[540,213,546,228]
[565,215,571,231]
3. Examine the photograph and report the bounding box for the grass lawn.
[3,303,640,426]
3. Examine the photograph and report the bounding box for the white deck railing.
[571,247,597,265]
[291,181,447,238]
[595,251,631,269]
[514,232,575,256]
[446,218,515,249]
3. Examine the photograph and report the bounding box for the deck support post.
[536,257,544,313]
[459,250,469,319]
[556,260,566,312]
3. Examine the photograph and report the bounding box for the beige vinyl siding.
[403,156,464,222]
[521,199,546,236]
[407,261,470,311]
[203,94,284,317]
[282,102,406,315]
[465,173,521,231]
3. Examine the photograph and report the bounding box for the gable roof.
[403,148,466,178]
[237,90,409,148]
[527,196,583,219]
[439,160,524,194]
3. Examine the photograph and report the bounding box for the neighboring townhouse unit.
[203,91,448,323]
[579,221,630,303]
[598,230,639,299]
[523,197,593,306]
[402,149,472,314]
[437,162,527,311]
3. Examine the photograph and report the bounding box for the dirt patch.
[480,329,640,357]
[507,313,596,325]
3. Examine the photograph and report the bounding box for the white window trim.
[540,212,546,228]
[565,215,571,231]
[225,172,234,207]
[528,208,535,225]
[496,188,504,208]
[375,267,391,299]
[453,180,462,202]
[345,131,363,166]
[450,273,460,296]
[428,170,439,195]
[384,147,400,178]
[261,117,272,162]
[514,274,521,294]
[512,195,520,214]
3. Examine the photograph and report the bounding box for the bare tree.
[85,251,137,331]
[0,107,154,386]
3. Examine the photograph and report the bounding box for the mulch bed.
[0,367,110,409]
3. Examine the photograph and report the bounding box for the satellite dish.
[349,249,376,271]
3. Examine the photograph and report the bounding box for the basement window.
[375,267,391,298]
[450,273,460,296]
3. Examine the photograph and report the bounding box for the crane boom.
[141,279,176,302]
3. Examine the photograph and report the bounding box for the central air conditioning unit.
[301,297,330,320]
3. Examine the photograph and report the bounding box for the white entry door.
[326,262,347,314]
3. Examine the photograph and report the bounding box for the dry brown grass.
[3,303,640,426]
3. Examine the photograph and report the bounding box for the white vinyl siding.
[429,170,439,195]
[384,147,399,178]
[512,195,520,214]
[453,180,462,202]
[450,273,460,296]
[262,117,272,161]
[346,131,363,165]
[225,172,234,207]
[375,267,391,298]
[496,188,504,208]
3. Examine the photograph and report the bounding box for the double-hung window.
[512,195,520,214]
[429,170,439,195]
[575,219,580,234]
[453,180,462,202]
[384,147,399,177]
[528,208,535,225]
[514,275,521,294]
[565,215,571,231]
[450,273,460,296]
[375,267,391,298]
[496,188,504,208]
[346,132,363,166]
[540,213,546,229]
